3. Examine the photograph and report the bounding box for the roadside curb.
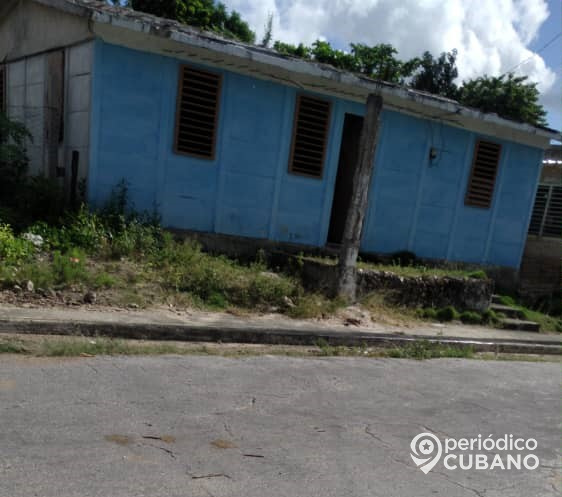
[0,318,560,355]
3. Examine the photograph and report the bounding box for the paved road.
[0,355,559,497]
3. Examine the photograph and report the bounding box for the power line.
[502,31,561,76]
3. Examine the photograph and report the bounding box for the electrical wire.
[502,32,561,76]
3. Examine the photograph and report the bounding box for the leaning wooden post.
[337,93,383,300]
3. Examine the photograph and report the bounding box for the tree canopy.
[458,74,547,127]
[113,1,548,127]
[129,0,255,43]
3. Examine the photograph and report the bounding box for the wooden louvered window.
[465,140,502,208]
[174,65,221,159]
[289,95,331,178]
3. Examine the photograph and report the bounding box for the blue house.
[1,0,559,270]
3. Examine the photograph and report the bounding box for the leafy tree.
[273,41,312,59]
[311,41,358,72]
[458,73,547,126]
[411,49,459,99]
[130,0,255,43]
[260,13,273,48]
[350,43,419,83]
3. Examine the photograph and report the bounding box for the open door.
[327,113,364,245]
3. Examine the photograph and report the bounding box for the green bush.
[481,309,499,325]
[418,307,437,320]
[436,306,459,322]
[51,249,89,286]
[0,224,33,266]
[91,272,118,289]
[498,295,516,306]
[110,221,162,259]
[459,310,482,324]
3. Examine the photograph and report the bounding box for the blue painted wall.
[89,41,543,269]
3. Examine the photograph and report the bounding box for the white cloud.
[224,0,556,94]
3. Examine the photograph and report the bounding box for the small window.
[465,139,502,208]
[0,65,5,114]
[289,95,331,178]
[174,65,221,159]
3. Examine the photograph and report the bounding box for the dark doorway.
[327,113,364,244]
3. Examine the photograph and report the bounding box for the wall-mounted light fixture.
[429,147,438,162]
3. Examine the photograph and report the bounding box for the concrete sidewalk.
[0,304,559,354]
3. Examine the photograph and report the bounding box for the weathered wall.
[297,259,493,311]
[89,41,365,247]
[5,42,93,182]
[88,41,543,269]
[0,0,91,61]
[519,236,562,297]
[360,112,543,269]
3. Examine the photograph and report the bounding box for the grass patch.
[0,335,559,362]
[36,338,187,357]
[0,339,28,354]
[288,294,346,319]
[361,292,421,326]
[357,261,487,279]
[496,295,562,333]
[387,340,474,359]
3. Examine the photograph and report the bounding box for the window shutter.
[174,66,221,159]
[289,95,331,178]
[465,140,502,208]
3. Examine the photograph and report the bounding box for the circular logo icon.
[411,432,443,474]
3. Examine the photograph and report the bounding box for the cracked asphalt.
[0,355,559,497]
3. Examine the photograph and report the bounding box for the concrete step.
[491,294,504,305]
[489,304,526,320]
[500,318,540,333]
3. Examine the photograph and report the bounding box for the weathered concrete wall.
[356,270,493,312]
[5,41,93,182]
[0,0,91,61]
[519,236,562,297]
[298,259,493,311]
[540,165,562,185]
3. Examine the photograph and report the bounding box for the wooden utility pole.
[337,93,383,300]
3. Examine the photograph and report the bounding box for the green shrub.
[51,249,89,286]
[436,306,459,322]
[459,310,482,324]
[418,307,437,320]
[110,221,162,259]
[481,309,499,325]
[0,224,33,266]
[14,262,55,289]
[91,272,118,289]
[498,295,516,306]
